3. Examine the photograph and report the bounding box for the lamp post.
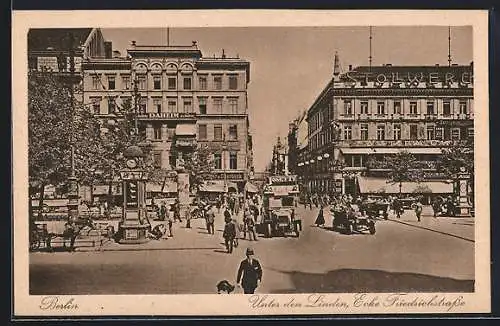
[222,133,228,192]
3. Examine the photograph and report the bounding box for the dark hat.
[246,247,254,255]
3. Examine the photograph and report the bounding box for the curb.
[388,218,474,243]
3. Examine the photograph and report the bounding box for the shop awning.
[175,124,197,136]
[340,148,374,154]
[198,181,238,193]
[357,176,453,194]
[146,182,177,193]
[244,182,259,193]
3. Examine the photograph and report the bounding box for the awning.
[175,124,197,136]
[198,181,238,193]
[357,176,453,194]
[342,148,443,155]
[146,182,177,193]
[244,182,259,193]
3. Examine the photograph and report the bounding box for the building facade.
[81,41,253,191]
[293,62,474,199]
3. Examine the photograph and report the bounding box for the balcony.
[341,139,469,148]
[137,112,196,121]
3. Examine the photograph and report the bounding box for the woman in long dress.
[314,206,325,227]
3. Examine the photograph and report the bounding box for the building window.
[153,152,162,168]
[230,152,237,170]
[229,75,238,90]
[183,77,192,90]
[122,76,130,90]
[459,101,468,114]
[214,75,222,90]
[167,99,176,112]
[92,76,100,90]
[199,124,207,140]
[468,127,474,139]
[409,101,418,114]
[139,98,147,114]
[410,124,418,140]
[107,76,116,90]
[435,127,444,140]
[168,77,176,90]
[198,97,207,114]
[91,97,101,114]
[153,98,162,113]
[199,76,207,90]
[427,125,435,140]
[353,155,362,167]
[229,125,238,140]
[443,101,451,116]
[229,98,238,113]
[377,102,385,115]
[360,101,369,114]
[426,101,435,115]
[393,124,401,140]
[360,124,368,140]
[108,98,116,114]
[214,153,222,169]
[153,125,162,140]
[394,101,402,114]
[153,75,161,90]
[451,128,461,140]
[344,100,352,115]
[376,125,385,140]
[214,124,223,141]
[344,126,352,140]
[166,127,175,140]
[183,98,192,113]
[137,75,146,90]
[213,98,223,113]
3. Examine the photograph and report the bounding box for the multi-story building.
[82,41,253,191]
[295,60,474,200]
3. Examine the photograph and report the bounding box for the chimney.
[131,40,136,47]
[333,51,340,76]
[104,41,112,59]
[222,49,226,59]
[348,64,353,71]
[435,64,440,67]
[112,50,121,58]
[192,41,197,47]
[385,63,392,67]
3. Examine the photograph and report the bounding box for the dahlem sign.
[342,71,473,87]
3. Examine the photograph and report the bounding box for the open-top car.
[331,206,376,235]
[360,198,390,220]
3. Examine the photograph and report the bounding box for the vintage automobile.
[331,207,376,235]
[256,175,302,238]
[360,198,390,219]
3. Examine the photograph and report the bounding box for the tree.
[29,71,76,218]
[438,140,474,198]
[183,144,214,192]
[367,151,424,196]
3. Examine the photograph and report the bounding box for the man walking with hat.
[236,247,263,294]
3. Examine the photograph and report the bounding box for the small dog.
[217,280,235,294]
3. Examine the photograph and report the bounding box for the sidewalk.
[387,207,474,242]
[75,213,228,252]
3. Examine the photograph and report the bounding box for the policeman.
[236,247,263,294]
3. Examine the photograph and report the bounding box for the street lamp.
[222,133,228,192]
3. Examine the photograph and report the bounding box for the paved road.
[30,206,474,295]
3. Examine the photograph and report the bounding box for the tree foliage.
[438,140,474,179]
[183,144,214,192]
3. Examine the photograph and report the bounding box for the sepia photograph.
[12,10,490,316]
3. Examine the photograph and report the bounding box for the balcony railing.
[341,139,469,148]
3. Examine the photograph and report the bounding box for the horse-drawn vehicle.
[256,175,302,238]
[331,206,376,235]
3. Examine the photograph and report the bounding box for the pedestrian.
[413,200,423,222]
[185,208,191,228]
[173,199,182,223]
[167,206,174,237]
[232,217,240,248]
[223,216,236,254]
[393,198,402,219]
[160,202,167,221]
[236,247,263,294]
[206,205,215,235]
[246,209,258,241]
[314,206,325,227]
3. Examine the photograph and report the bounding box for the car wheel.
[347,223,354,235]
[369,224,376,235]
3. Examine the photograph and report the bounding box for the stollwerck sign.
[342,71,473,87]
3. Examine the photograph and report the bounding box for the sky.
[101,26,472,172]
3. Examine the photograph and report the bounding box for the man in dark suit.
[236,248,263,294]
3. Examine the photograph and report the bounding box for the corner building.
[82,41,253,191]
[296,63,474,199]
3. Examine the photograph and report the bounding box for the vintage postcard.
[12,10,490,316]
